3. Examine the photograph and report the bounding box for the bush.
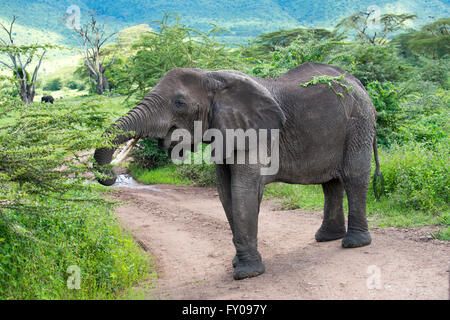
[331,43,410,86]
[176,144,216,187]
[0,188,150,299]
[176,162,216,187]
[0,96,151,299]
[397,85,448,146]
[65,79,86,91]
[43,78,63,91]
[379,140,449,212]
[249,37,340,78]
[366,81,402,146]
[131,138,170,169]
[419,57,450,90]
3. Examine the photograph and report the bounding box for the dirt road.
[112,179,449,300]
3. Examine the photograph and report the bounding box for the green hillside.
[0,0,449,45]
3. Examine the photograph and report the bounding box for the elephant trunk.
[93,92,169,186]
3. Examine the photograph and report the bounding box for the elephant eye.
[174,99,186,108]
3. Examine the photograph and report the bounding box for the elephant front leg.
[229,168,265,280]
[216,164,240,268]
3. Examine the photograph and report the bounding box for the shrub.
[419,57,450,90]
[65,79,86,90]
[43,78,63,91]
[366,81,402,146]
[77,82,86,91]
[330,43,410,85]
[249,37,340,78]
[131,138,170,169]
[0,96,150,299]
[176,144,216,187]
[176,162,216,187]
[379,140,449,212]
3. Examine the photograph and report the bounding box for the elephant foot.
[315,226,346,242]
[233,259,265,280]
[232,255,239,268]
[232,252,262,268]
[342,229,372,248]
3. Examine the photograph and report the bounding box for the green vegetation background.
[0,7,449,300]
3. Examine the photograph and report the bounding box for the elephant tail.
[372,135,384,200]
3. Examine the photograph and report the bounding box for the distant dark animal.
[41,96,54,104]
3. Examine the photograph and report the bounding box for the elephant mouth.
[158,126,197,160]
[111,138,140,165]
[158,126,178,150]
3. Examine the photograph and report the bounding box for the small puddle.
[112,174,162,191]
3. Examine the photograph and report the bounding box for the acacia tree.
[336,10,417,45]
[0,16,51,103]
[72,13,116,95]
[125,12,240,97]
[407,18,450,58]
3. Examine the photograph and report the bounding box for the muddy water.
[112,174,162,191]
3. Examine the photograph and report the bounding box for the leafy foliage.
[131,138,170,170]
[249,36,342,78]
[43,77,63,91]
[0,96,150,299]
[380,140,449,211]
[330,42,410,85]
[366,81,401,146]
[401,18,450,58]
[252,28,337,55]
[173,144,216,187]
[336,11,417,44]
[115,12,244,98]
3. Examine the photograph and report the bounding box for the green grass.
[0,186,154,300]
[264,182,448,226]
[129,164,193,186]
[264,183,325,211]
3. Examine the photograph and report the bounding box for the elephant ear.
[206,71,286,133]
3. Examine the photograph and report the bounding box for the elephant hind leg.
[315,178,346,242]
[341,146,372,248]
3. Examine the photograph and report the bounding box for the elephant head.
[93,68,285,186]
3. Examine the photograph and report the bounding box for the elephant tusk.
[111,138,139,165]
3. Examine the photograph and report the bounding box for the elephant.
[41,95,54,104]
[93,62,380,280]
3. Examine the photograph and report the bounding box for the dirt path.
[112,183,449,300]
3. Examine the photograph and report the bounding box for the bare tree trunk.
[96,75,104,95]
[73,14,116,96]
[1,16,45,104]
[103,74,109,92]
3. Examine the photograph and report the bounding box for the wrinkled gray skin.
[94,62,379,280]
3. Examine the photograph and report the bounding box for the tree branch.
[0,16,17,45]
[0,59,13,69]
[31,50,45,85]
